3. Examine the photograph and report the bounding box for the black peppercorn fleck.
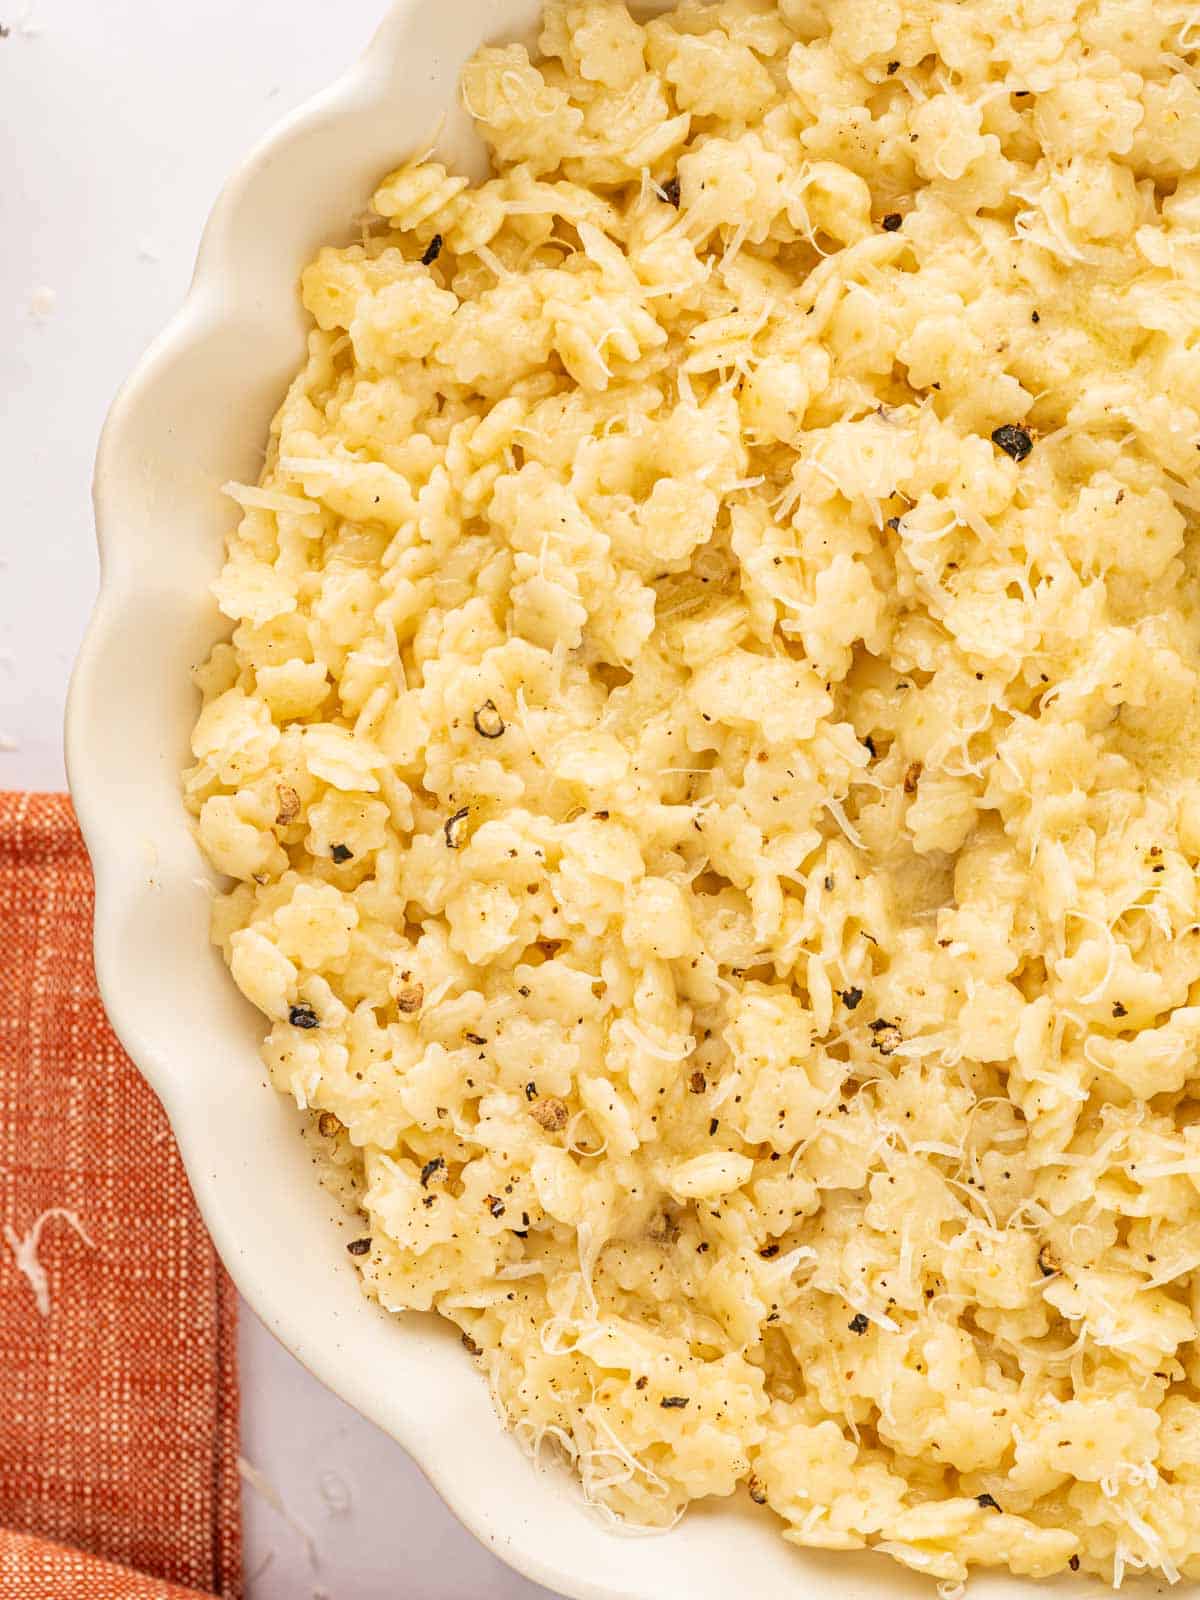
[662,176,681,207]
[991,423,1033,461]
[346,1237,371,1256]
[473,700,505,739]
[396,984,424,1015]
[330,843,354,864]
[288,1004,320,1029]
[882,212,902,231]
[444,807,470,849]
[869,1021,902,1055]
[660,1396,689,1409]
[421,233,443,265]
[848,1313,870,1334]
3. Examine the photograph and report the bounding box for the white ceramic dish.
[66,6,1060,1597]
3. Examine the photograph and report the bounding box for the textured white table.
[0,4,553,1594]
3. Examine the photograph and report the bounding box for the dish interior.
[73,2,1157,1595]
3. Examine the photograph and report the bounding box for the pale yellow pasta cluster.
[186,0,1200,1584]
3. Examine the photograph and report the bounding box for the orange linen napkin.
[0,793,242,1599]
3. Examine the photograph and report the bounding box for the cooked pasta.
[186,0,1200,1582]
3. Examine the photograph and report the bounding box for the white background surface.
[0,3,554,1595]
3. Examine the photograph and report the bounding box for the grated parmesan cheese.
[236,1455,318,1570]
[3,1208,94,1317]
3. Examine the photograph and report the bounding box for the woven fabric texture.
[0,1531,222,1599]
[0,793,242,1599]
